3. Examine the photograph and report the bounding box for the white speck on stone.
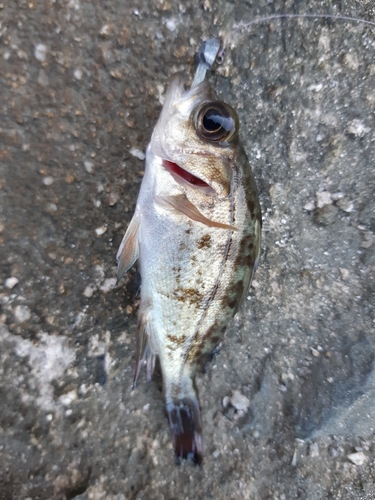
[343,53,359,70]
[88,336,101,357]
[347,452,366,466]
[94,199,101,208]
[83,285,95,297]
[165,19,176,32]
[68,0,80,9]
[100,277,116,293]
[291,450,298,466]
[46,414,53,422]
[95,226,107,237]
[17,49,28,60]
[34,43,47,62]
[74,68,83,80]
[361,232,374,249]
[130,148,146,160]
[5,277,19,289]
[308,83,323,92]
[42,176,54,186]
[230,390,250,411]
[65,409,73,417]
[84,161,94,173]
[156,83,165,105]
[105,351,112,375]
[310,347,320,357]
[59,390,77,407]
[337,198,354,213]
[346,119,371,138]
[108,191,119,206]
[143,403,150,413]
[99,24,112,36]
[339,268,350,280]
[37,69,49,86]
[46,203,57,212]
[303,200,315,211]
[3,51,10,60]
[331,192,344,201]
[94,265,105,283]
[14,305,31,323]
[309,442,320,457]
[316,191,332,208]
[222,396,230,408]
[79,384,87,396]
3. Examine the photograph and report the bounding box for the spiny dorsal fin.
[116,214,140,284]
[155,194,237,231]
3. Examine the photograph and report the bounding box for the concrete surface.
[1,0,375,499]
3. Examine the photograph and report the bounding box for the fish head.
[150,74,240,197]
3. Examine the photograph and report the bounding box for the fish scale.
[116,38,261,464]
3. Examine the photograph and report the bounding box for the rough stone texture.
[1,1,375,499]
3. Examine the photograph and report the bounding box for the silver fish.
[116,39,261,464]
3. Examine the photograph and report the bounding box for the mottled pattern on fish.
[116,41,261,464]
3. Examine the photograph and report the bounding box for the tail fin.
[166,399,203,465]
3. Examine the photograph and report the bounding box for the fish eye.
[194,101,238,143]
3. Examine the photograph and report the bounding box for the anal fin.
[133,313,156,388]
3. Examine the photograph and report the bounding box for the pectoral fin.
[155,194,237,231]
[116,214,140,284]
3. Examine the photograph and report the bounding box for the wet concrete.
[1,0,375,499]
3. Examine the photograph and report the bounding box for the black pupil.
[202,108,224,133]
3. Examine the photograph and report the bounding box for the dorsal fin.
[116,214,140,284]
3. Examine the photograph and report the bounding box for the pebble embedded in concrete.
[130,148,146,160]
[5,277,19,289]
[14,305,31,323]
[230,390,250,411]
[316,191,332,208]
[347,452,366,466]
[34,43,47,61]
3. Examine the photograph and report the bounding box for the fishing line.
[232,13,375,32]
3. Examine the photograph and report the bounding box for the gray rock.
[314,205,339,225]
[1,1,375,499]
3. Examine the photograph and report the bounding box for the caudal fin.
[166,400,203,465]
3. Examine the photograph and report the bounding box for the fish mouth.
[162,159,210,189]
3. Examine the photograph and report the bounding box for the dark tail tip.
[167,401,203,465]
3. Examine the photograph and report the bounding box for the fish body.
[117,40,261,464]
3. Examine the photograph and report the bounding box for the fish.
[116,38,261,464]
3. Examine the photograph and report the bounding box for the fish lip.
[162,158,213,191]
